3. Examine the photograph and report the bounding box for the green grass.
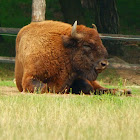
[0,63,15,80]
[0,80,15,87]
[0,63,15,86]
[0,94,140,140]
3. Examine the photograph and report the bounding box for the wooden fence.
[0,27,140,64]
[1,27,140,41]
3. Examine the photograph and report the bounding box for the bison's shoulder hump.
[17,20,72,39]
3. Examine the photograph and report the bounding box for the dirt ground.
[117,69,140,85]
[0,86,19,95]
[108,57,140,85]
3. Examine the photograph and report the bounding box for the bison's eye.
[83,44,91,51]
[83,45,90,48]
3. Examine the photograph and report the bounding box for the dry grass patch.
[0,93,140,140]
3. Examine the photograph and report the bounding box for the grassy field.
[0,63,140,140]
[0,92,140,140]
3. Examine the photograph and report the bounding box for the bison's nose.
[95,60,109,73]
[100,60,109,68]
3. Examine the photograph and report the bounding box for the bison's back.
[17,20,71,47]
[16,20,72,64]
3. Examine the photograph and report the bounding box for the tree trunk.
[32,0,46,22]
[93,0,121,56]
[0,35,3,42]
[81,0,119,33]
[0,23,3,42]
[95,0,119,34]
[59,0,85,24]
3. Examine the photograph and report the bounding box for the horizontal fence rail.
[100,34,140,41]
[0,56,140,70]
[0,57,15,63]
[0,27,140,64]
[0,27,20,36]
[0,27,140,41]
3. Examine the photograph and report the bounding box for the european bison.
[15,20,120,94]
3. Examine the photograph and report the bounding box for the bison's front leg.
[69,78,94,94]
[70,79,132,96]
[70,79,108,94]
[22,74,47,93]
[89,81,107,91]
[89,80,132,96]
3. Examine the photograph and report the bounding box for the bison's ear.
[92,24,97,30]
[62,35,77,48]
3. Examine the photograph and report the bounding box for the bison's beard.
[78,68,98,81]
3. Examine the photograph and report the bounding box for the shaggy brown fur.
[15,20,109,93]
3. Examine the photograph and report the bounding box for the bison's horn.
[71,21,78,37]
[92,24,97,30]
[71,21,82,39]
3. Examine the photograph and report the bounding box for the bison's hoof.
[126,89,132,96]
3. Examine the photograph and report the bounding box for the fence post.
[32,0,46,22]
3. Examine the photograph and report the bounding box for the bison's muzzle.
[95,59,109,73]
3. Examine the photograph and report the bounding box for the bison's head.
[62,21,108,81]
